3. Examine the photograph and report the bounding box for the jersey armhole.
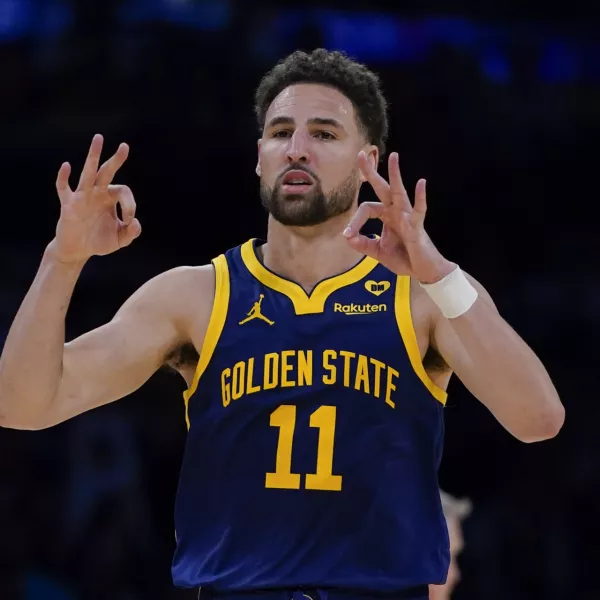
[394,275,448,406]
[183,254,230,428]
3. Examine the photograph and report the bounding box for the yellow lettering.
[354,354,370,394]
[370,358,385,398]
[281,350,295,387]
[246,357,260,395]
[265,405,301,489]
[305,405,342,491]
[264,353,279,390]
[221,368,231,407]
[298,350,313,386]
[385,367,399,408]
[232,361,246,400]
[221,350,396,409]
[322,350,337,384]
[339,350,355,387]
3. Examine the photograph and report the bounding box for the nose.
[286,129,311,164]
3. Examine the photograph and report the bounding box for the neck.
[260,210,366,293]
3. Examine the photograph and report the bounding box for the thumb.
[345,232,380,259]
[118,218,142,248]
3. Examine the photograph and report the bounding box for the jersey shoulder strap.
[182,253,230,427]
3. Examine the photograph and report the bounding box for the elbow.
[0,411,55,431]
[518,399,565,443]
[0,416,49,431]
[0,393,58,431]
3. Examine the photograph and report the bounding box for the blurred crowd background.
[0,0,598,599]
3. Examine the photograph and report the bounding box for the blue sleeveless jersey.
[172,239,450,592]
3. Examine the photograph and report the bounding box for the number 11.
[265,405,343,492]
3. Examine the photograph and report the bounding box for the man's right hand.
[53,134,141,263]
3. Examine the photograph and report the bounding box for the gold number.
[305,405,342,491]
[266,404,342,492]
[265,405,301,489]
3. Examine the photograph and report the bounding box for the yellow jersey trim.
[182,254,230,428]
[395,275,448,406]
[240,239,378,315]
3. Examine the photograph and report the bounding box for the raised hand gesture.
[53,134,141,263]
[344,151,454,284]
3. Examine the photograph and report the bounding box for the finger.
[413,179,427,220]
[358,151,392,205]
[345,231,380,259]
[343,201,385,239]
[77,134,104,191]
[56,162,72,202]
[109,185,136,225]
[388,152,411,211]
[95,143,130,189]
[118,218,142,248]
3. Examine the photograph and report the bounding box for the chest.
[228,274,396,335]
[212,276,408,404]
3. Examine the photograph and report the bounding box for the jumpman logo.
[238,294,275,326]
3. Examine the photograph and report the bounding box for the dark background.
[0,1,598,599]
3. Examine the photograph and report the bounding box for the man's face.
[429,517,465,600]
[257,83,377,227]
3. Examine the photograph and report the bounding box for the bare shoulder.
[148,264,215,306]
[161,265,216,377]
[117,264,216,375]
[118,264,215,322]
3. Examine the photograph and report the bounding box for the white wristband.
[418,266,478,319]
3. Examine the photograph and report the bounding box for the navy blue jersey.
[172,239,450,593]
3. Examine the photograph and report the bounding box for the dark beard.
[260,169,359,227]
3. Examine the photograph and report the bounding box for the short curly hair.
[254,49,389,157]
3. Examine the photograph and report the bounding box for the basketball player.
[429,491,472,600]
[0,49,564,599]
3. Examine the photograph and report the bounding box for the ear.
[359,145,379,183]
[256,139,262,177]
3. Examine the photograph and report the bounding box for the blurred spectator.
[430,491,472,600]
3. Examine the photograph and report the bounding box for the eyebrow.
[266,116,346,131]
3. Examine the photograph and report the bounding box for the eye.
[272,130,292,138]
[314,131,336,140]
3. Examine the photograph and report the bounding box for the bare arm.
[0,243,85,429]
[428,274,565,443]
[0,134,212,430]
[345,151,564,443]
[0,244,212,430]
[51,264,211,428]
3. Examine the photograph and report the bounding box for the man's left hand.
[344,151,455,284]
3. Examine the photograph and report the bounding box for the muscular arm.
[427,274,564,443]
[53,266,211,427]
[0,243,212,430]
